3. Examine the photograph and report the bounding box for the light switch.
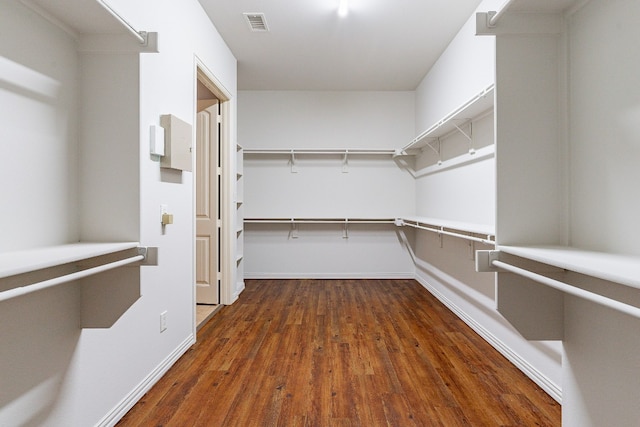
[161,213,174,225]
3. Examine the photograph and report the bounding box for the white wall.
[562,0,640,424]
[0,0,237,425]
[240,91,416,278]
[414,0,499,132]
[411,0,562,401]
[0,1,79,251]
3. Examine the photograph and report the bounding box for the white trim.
[193,56,236,308]
[233,281,246,302]
[413,272,562,403]
[244,272,415,280]
[96,334,196,427]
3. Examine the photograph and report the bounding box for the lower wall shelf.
[0,242,158,327]
[0,242,141,279]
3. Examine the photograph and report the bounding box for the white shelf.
[399,216,495,237]
[244,217,396,225]
[21,0,157,51]
[498,245,640,290]
[414,145,495,178]
[402,85,494,153]
[0,242,140,279]
[504,0,581,13]
[243,148,396,156]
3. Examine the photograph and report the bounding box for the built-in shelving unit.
[235,144,244,289]
[3,1,159,323]
[474,0,640,340]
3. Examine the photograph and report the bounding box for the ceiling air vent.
[244,13,269,32]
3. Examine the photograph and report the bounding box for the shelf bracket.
[342,150,349,173]
[343,219,349,239]
[289,219,299,239]
[137,246,158,265]
[424,138,444,166]
[290,150,298,173]
[453,121,475,155]
[475,250,501,272]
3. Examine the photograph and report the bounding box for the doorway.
[194,65,231,328]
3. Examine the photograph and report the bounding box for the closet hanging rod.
[97,0,147,44]
[243,149,395,155]
[244,218,396,224]
[400,221,495,245]
[487,0,517,27]
[491,259,640,320]
[0,253,145,303]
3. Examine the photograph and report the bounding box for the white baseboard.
[244,272,415,280]
[97,334,196,427]
[413,273,562,403]
[233,281,246,302]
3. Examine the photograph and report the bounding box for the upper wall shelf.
[21,0,158,52]
[400,84,494,154]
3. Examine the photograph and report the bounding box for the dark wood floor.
[117,279,560,426]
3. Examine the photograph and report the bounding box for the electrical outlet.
[160,311,168,332]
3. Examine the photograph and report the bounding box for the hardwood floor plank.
[117,279,560,426]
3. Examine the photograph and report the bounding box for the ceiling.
[198,0,484,91]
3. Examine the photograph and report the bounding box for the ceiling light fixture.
[338,0,349,17]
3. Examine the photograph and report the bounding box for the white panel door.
[196,102,220,304]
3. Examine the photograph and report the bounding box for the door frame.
[193,57,234,312]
